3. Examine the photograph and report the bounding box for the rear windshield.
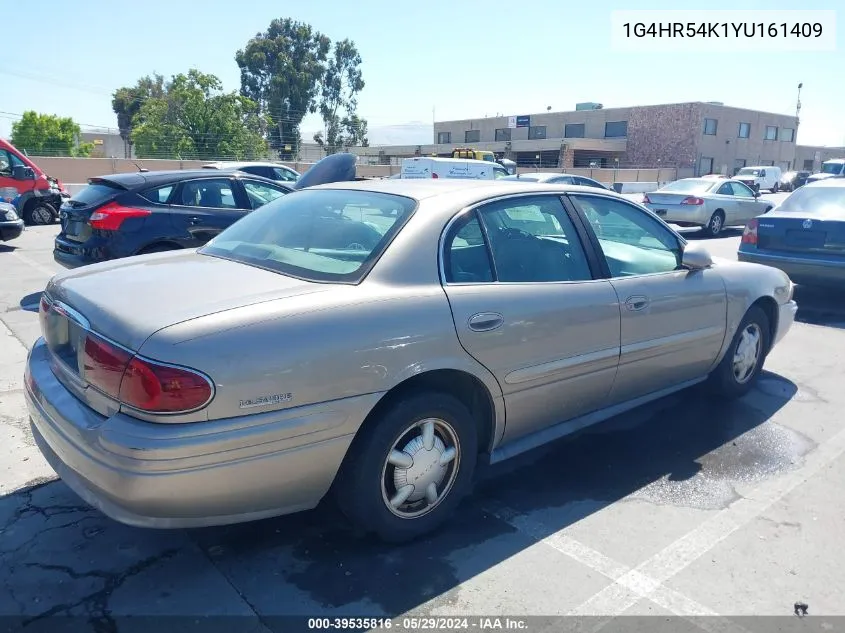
[778,186,845,216]
[199,189,417,283]
[660,179,713,193]
[70,182,124,207]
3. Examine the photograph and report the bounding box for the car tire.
[771,183,779,193]
[707,305,770,399]
[703,210,725,237]
[24,201,56,226]
[334,391,478,543]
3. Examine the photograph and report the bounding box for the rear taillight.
[431,173,439,179]
[79,330,214,414]
[89,201,151,231]
[681,196,705,205]
[119,357,214,414]
[741,219,759,245]
[642,194,652,204]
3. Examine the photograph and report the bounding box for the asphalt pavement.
[2,205,845,632]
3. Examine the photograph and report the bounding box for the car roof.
[306,177,623,202]
[806,178,845,188]
[92,170,285,189]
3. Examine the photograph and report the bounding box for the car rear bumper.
[738,249,845,287]
[644,205,709,227]
[53,235,111,268]
[0,218,24,242]
[25,338,370,528]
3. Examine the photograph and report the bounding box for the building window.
[764,126,778,141]
[495,128,511,142]
[737,122,750,138]
[564,123,585,138]
[699,156,714,176]
[803,159,814,170]
[528,126,546,140]
[733,159,746,175]
[604,121,627,138]
[465,130,480,143]
[437,132,451,144]
[781,128,795,142]
[703,118,718,135]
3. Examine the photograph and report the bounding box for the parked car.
[700,174,730,180]
[734,166,782,193]
[202,161,300,183]
[779,171,811,192]
[27,178,797,542]
[0,138,68,225]
[642,177,773,236]
[806,159,845,185]
[500,172,610,190]
[737,179,845,287]
[53,153,357,269]
[0,201,24,242]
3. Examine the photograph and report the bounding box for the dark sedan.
[0,202,24,242]
[53,153,357,269]
[738,179,845,287]
[779,171,811,192]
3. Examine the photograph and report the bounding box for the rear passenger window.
[139,185,174,204]
[444,214,494,283]
[478,196,592,283]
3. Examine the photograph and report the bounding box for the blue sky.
[1,0,843,146]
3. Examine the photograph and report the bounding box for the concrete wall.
[79,131,132,159]
[794,145,845,172]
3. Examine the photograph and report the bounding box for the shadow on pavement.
[0,373,801,623]
[794,286,845,330]
[683,228,743,241]
[0,244,17,253]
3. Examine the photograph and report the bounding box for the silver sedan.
[26,179,797,542]
[643,178,773,236]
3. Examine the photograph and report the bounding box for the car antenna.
[132,161,149,173]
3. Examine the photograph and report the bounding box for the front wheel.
[334,392,478,543]
[707,305,770,399]
[771,183,779,193]
[24,201,56,226]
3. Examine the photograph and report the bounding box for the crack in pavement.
[21,548,181,630]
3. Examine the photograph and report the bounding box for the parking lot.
[3,198,845,631]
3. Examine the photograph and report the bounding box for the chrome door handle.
[188,216,202,225]
[625,296,650,311]
[468,312,504,332]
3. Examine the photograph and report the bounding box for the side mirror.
[13,165,35,181]
[753,190,760,198]
[681,242,713,270]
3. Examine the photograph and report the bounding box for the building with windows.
[353,101,803,176]
[793,145,845,173]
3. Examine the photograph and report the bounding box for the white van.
[806,159,845,184]
[733,165,782,193]
[401,157,509,180]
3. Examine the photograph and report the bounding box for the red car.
[0,138,68,225]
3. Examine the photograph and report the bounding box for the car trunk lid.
[757,213,845,255]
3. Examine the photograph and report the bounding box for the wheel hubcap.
[33,206,52,224]
[732,323,762,384]
[381,418,460,519]
[711,215,723,234]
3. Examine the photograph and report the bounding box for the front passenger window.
[570,195,682,277]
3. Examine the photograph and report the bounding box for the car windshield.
[659,179,713,193]
[737,168,762,176]
[777,186,845,216]
[821,162,844,174]
[199,189,417,283]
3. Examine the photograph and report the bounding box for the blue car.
[0,201,24,242]
[738,179,845,287]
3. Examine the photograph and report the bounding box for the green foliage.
[313,39,368,154]
[111,74,166,151]
[236,18,331,159]
[130,69,268,160]
[10,111,84,156]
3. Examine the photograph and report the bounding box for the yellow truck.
[451,147,497,163]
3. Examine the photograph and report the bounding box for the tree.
[313,39,367,154]
[235,18,330,159]
[111,74,165,157]
[131,69,268,160]
[10,111,91,157]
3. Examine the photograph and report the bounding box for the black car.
[53,153,358,269]
[779,170,811,192]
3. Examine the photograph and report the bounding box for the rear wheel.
[23,201,56,226]
[703,210,725,237]
[771,183,779,193]
[707,305,770,399]
[334,392,477,543]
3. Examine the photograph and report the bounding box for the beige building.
[793,145,845,172]
[425,102,800,175]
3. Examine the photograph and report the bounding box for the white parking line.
[10,250,58,279]
[566,420,845,617]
